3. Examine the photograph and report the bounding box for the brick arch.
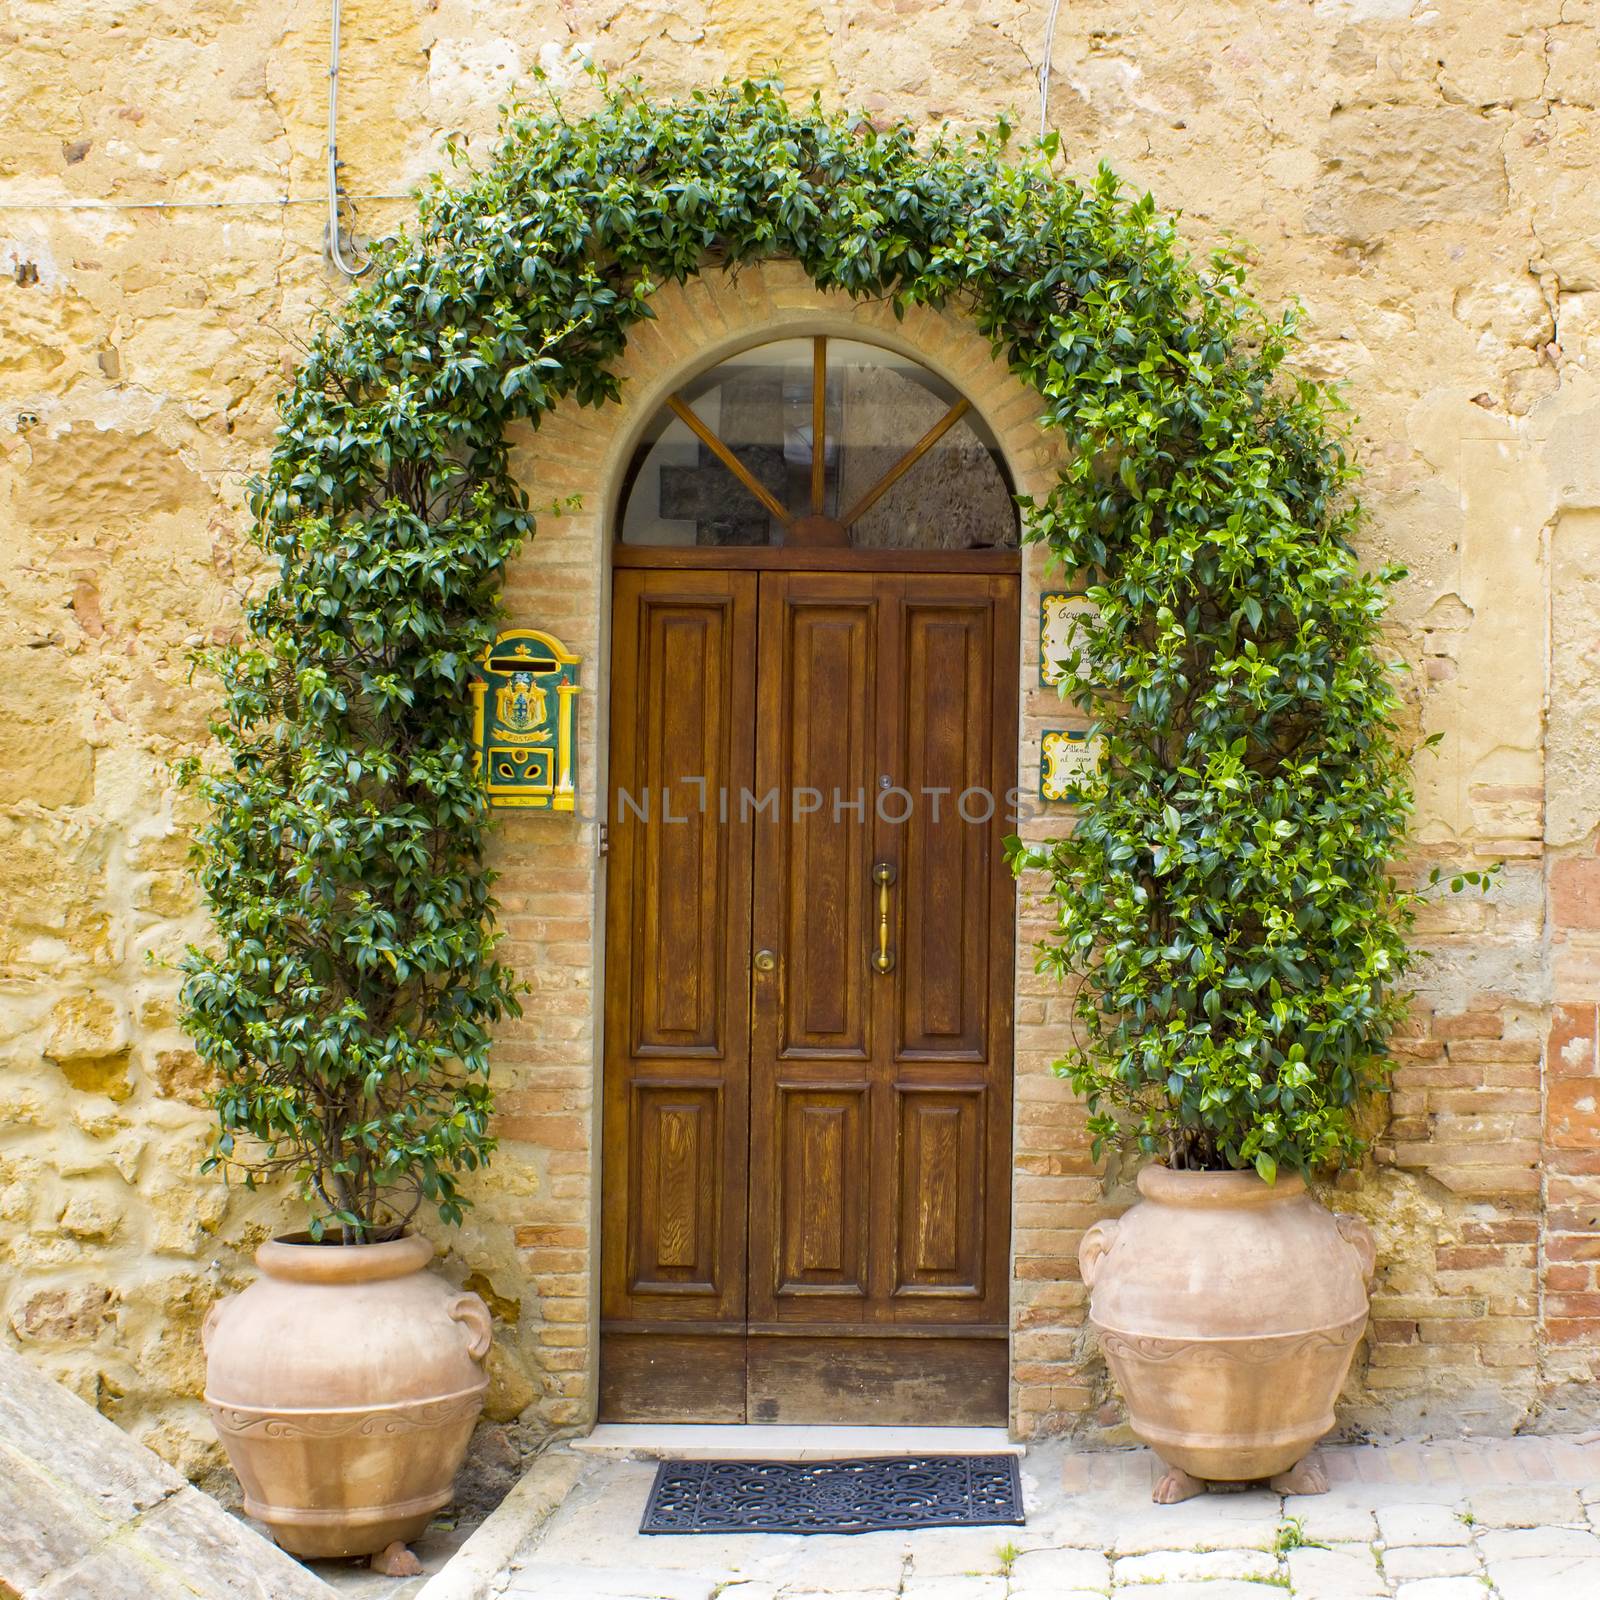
[515,258,1064,544]
[483,260,1084,1439]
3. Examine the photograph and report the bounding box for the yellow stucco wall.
[4,1,1600,1473]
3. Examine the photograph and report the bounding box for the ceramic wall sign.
[1041,728,1097,803]
[1040,590,1092,687]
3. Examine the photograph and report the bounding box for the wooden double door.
[600,561,1019,1424]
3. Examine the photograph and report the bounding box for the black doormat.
[639,1454,1025,1535]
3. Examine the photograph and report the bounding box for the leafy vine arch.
[182,80,1420,1241]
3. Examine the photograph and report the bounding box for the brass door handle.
[754,949,777,973]
[871,862,896,974]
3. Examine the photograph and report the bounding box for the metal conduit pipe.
[327,0,371,277]
[1039,0,1065,143]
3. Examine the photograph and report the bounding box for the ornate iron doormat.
[639,1455,1025,1535]
[469,628,581,810]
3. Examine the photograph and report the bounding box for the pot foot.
[1269,1456,1329,1496]
[1152,1465,1207,1504]
[370,1542,423,1577]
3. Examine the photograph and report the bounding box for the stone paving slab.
[1004,1547,1109,1589]
[1391,1582,1486,1600]
[1286,1539,1387,1597]
[498,1562,717,1598]
[898,1579,1007,1600]
[487,1433,1600,1600]
[1284,1493,1381,1544]
[1103,1585,1291,1600]
[758,1538,911,1591]
[1103,1497,1284,1554]
[1376,1503,1474,1547]
[1381,1545,1479,1580]
[890,1529,1014,1577]
[1114,1547,1280,1583]
[778,1591,901,1600]
[1004,1590,1105,1600]
[1467,1486,1586,1527]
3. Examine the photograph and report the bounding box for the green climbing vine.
[180,77,1454,1240]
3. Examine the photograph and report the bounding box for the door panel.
[600,565,1017,1425]
[897,596,997,1060]
[748,575,882,1339]
[776,1085,870,1296]
[896,1086,985,1295]
[743,1334,1009,1426]
[631,600,742,1055]
[766,586,878,1060]
[628,1082,723,1293]
[600,571,756,1422]
[746,572,1017,1421]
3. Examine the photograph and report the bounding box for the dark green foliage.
[999,198,1495,1179]
[181,78,1444,1238]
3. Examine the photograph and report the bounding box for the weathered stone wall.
[3,0,1600,1472]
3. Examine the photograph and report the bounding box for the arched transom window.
[618,336,1019,550]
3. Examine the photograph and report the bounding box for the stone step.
[0,1344,333,1600]
[570,1424,1022,1462]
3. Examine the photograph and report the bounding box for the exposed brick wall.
[1010,542,1098,1438]
[492,262,1086,1434]
[1548,900,1600,1362]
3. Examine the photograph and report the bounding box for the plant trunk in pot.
[1079,1165,1375,1504]
[203,1234,493,1559]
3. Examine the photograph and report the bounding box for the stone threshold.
[569,1423,1023,1460]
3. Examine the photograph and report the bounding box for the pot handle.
[448,1292,494,1362]
[1335,1213,1377,1288]
[1079,1218,1120,1290]
[200,1293,235,1355]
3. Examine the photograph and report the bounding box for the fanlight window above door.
[617,337,1019,550]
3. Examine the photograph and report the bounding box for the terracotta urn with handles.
[203,1234,493,1559]
[1079,1165,1376,1504]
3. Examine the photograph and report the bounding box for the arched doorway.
[599,336,1021,1423]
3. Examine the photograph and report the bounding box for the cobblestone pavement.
[494,1436,1600,1600]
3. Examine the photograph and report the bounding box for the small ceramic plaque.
[1040,729,1097,804]
[1040,591,1091,687]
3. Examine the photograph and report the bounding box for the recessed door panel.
[770,593,877,1059]
[776,1085,869,1297]
[633,601,738,1055]
[896,1086,985,1296]
[897,601,994,1060]
[628,1082,723,1294]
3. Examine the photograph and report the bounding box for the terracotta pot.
[1079,1165,1375,1501]
[203,1234,492,1559]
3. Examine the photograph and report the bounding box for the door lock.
[754,949,777,973]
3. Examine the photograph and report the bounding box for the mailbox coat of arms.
[470,629,581,810]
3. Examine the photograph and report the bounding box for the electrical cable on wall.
[327,0,371,277]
